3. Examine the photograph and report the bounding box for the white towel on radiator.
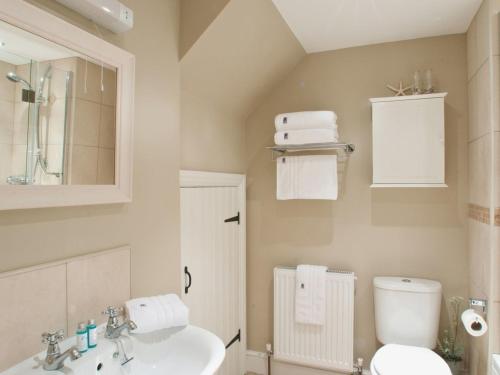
[125,294,189,334]
[275,111,337,131]
[274,129,339,145]
[277,155,338,200]
[295,265,328,325]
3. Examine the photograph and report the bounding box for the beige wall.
[179,0,230,59]
[467,0,500,374]
[246,34,469,363]
[0,0,181,299]
[180,0,305,173]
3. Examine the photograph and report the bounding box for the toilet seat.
[370,344,452,375]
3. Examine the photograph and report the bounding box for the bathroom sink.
[1,325,225,375]
[493,354,500,375]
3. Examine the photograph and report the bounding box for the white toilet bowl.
[370,344,451,375]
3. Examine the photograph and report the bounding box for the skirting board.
[246,351,372,375]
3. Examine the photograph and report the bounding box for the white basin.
[1,325,225,375]
[493,354,500,375]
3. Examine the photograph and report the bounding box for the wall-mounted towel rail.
[267,142,355,160]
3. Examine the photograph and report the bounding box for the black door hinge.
[225,329,241,349]
[224,212,240,225]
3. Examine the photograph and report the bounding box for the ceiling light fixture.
[101,6,111,13]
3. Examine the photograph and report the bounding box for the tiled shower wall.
[467,1,500,374]
[53,57,117,185]
[0,246,130,372]
[0,61,15,184]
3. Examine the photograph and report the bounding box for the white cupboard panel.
[370,93,446,186]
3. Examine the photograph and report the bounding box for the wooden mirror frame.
[0,0,135,210]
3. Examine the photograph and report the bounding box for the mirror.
[0,19,117,186]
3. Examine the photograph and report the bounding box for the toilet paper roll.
[461,308,488,337]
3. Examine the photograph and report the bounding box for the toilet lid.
[373,344,452,375]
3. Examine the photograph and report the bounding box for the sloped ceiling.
[180,0,306,118]
[179,0,230,59]
[272,0,482,53]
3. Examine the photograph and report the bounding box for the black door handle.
[184,266,192,294]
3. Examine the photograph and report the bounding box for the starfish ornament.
[386,81,412,96]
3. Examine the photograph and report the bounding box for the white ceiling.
[272,0,482,53]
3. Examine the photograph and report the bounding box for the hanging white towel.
[274,128,339,145]
[125,294,189,334]
[275,111,337,131]
[295,265,328,325]
[277,155,338,200]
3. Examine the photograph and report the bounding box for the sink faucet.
[41,330,81,371]
[103,306,137,339]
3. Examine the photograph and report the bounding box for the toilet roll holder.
[469,298,488,317]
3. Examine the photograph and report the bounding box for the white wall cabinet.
[370,93,447,187]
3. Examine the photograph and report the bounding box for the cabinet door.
[372,97,445,185]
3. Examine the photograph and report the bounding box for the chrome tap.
[103,306,137,339]
[41,330,81,371]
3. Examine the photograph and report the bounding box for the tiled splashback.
[0,246,130,372]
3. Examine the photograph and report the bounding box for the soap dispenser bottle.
[76,322,88,353]
[87,319,97,348]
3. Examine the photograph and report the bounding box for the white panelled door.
[181,186,243,375]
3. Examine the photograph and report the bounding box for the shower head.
[6,72,32,89]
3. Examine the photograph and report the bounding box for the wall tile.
[42,98,68,146]
[0,144,12,184]
[67,248,130,331]
[101,68,117,107]
[476,1,491,70]
[469,219,491,300]
[0,100,14,144]
[490,0,500,56]
[73,99,101,147]
[496,132,500,206]
[0,265,67,372]
[70,145,98,184]
[13,101,28,145]
[14,64,30,104]
[467,13,479,80]
[0,61,15,102]
[97,148,115,185]
[470,61,491,141]
[494,227,500,302]
[75,58,102,104]
[10,145,26,176]
[469,134,492,207]
[99,105,116,149]
[492,56,500,132]
[46,144,64,177]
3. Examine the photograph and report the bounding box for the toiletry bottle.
[87,319,97,349]
[76,322,88,353]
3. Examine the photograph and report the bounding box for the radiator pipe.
[353,357,364,375]
[266,343,273,375]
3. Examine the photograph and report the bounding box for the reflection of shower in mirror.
[5,63,70,185]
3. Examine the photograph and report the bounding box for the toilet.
[370,277,452,375]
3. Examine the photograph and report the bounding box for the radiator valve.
[353,357,363,375]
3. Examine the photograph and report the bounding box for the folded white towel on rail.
[125,294,189,334]
[277,155,338,200]
[274,129,339,145]
[295,265,328,325]
[275,111,337,131]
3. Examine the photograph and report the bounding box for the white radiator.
[273,267,355,373]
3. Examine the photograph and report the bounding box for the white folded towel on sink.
[274,128,339,145]
[275,111,337,131]
[126,294,189,334]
